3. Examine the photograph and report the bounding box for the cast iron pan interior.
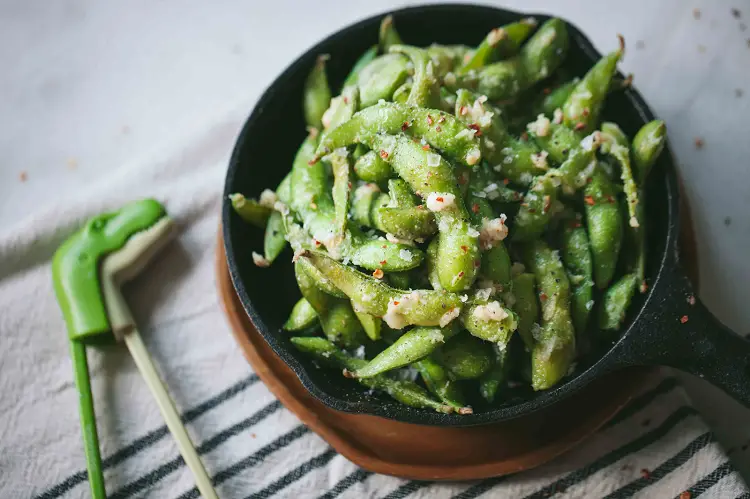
[223,4,692,425]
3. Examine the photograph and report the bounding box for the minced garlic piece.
[259,189,278,209]
[473,301,508,322]
[527,114,551,137]
[439,306,461,327]
[479,215,508,250]
[426,192,456,212]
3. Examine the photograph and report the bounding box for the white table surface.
[2,0,749,483]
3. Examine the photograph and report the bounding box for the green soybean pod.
[511,272,539,351]
[353,325,459,378]
[560,222,594,336]
[413,357,469,412]
[525,240,576,391]
[229,193,271,228]
[353,151,393,185]
[584,167,623,289]
[388,178,419,207]
[344,46,378,88]
[290,337,452,413]
[379,15,403,52]
[304,54,332,129]
[632,120,666,184]
[353,309,382,341]
[263,210,287,264]
[540,78,580,116]
[436,333,493,380]
[599,273,639,330]
[479,345,511,403]
[356,53,409,108]
[294,261,363,348]
[283,297,318,332]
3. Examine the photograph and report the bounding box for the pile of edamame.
[231,16,667,414]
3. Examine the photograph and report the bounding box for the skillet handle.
[610,263,750,408]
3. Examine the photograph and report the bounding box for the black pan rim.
[222,2,680,426]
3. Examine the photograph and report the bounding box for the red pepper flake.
[307,159,317,166]
[582,108,590,117]
[251,433,257,438]
[574,122,586,131]
[382,245,387,249]
[520,131,529,141]
[380,150,389,159]
[587,177,593,184]
[343,96,349,104]
[458,271,465,278]
[401,121,410,131]
[458,173,468,185]
[569,220,582,229]
[606,194,615,204]
[641,468,651,479]
[471,203,480,213]
[422,144,430,151]
[467,123,483,137]
[584,195,595,206]
[528,208,537,214]
[348,181,352,189]
[503,178,510,185]
[313,239,321,247]
[543,195,551,213]
[680,315,689,324]
[679,492,691,499]
[540,292,548,301]
[416,204,425,210]
[460,245,468,253]
[543,87,551,95]
[372,269,384,279]
[473,260,481,268]
[459,106,468,116]
[640,280,648,293]
[310,202,318,209]
[694,137,704,149]
[427,114,434,125]
[436,196,444,203]
[438,115,446,124]
[380,260,387,265]
[687,295,696,306]
[436,126,442,132]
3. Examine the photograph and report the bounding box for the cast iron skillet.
[223,4,750,426]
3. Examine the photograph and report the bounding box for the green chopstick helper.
[52,199,218,499]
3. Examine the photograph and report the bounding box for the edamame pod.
[525,240,576,391]
[304,55,332,129]
[353,150,393,184]
[291,337,453,413]
[343,46,378,89]
[584,167,623,289]
[352,324,459,378]
[632,120,666,184]
[356,53,410,108]
[315,102,482,167]
[379,15,403,53]
[436,333,493,380]
[511,272,539,350]
[263,211,286,263]
[457,18,537,74]
[599,273,638,330]
[283,297,318,332]
[479,345,511,403]
[300,250,463,329]
[414,357,469,411]
[560,222,594,336]
[390,45,440,108]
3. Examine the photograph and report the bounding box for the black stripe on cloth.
[112,399,282,499]
[677,460,737,498]
[319,468,374,499]
[604,432,713,498]
[35,373,260,499]
[246,448,338,499]
[381,480,433,499]
[521,406,698,499]
[604,377,678,428]
[735,493,750,499]
[176,425,310,499]
[452,476,509,499]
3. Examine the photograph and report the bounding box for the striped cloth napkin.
[0,123,747,499]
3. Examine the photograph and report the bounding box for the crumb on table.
[19,171,27,182]
[694,137,704,149]
[693,8,701,19]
